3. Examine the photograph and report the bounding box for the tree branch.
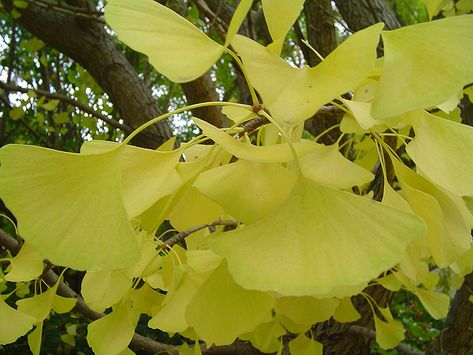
[0,81,132,132]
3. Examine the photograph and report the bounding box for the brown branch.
[164,219,238,248]
[0,81,132,132]
[347,325,424,355]
[21,0,104,23]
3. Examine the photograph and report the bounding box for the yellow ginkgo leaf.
[374,315,405,350]
[52,294,77,314]
[105,0,223,82]
[193,160,297,224]
[333,297,361,323]
[81,140,182,218]
[27,322,43,355]
[185,262,274,346]
[4,244,44,282]
[148,273,201,333]
[231,23,383,126]
[225,0,253,47]
[261,0,305,54]
[372,15,473,119]
[392,158,472,267]
[275,296,339,327]
[406,112,473,196]
[288,334,323,355]
[87,303,136,355]
[193,118,316,162]
[242,319,285,353]
[0,296,35,345]
[422,0,450,19]
[81,270,131,313]
[0,144,139,270]
[211,177,425,296]
[415,288,450,319]
[300,144,374,189]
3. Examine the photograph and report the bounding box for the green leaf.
[53,111,70,124]
[373,15,473,118]
[87,303,135,355]
[275,296,339,326]
[0,296,35,345]
[9,107,24,120]
[193,160,297,224]
[13,0,28,9]
[105,0,223,82]
[41,99,60,111]
[422,0,450,18]
[0,144,139,270]
[27,322,43,355]
[288,334,323,355]
[211,177,425,296]
[262,0,305,54]
[406,112,473,196]
[185,262,275,345]
[231,23,382,126]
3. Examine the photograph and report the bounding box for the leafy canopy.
[1,0,473,354]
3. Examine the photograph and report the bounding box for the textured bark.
[427,272,473,355]
[304,0,337,66]
[1,0,172,149]
[334,0,401,31]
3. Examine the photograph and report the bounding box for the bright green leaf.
[105,0,223,82]
[211,177,425,296]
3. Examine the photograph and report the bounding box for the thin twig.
[164,219,238,248]
[21,0,105,23]
[0,81,131,132]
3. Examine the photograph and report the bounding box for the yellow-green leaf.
[288,334,323,355]
[231,23,382,126]
[194,160,297,224]
[4,244,44,282]
[415,288,450,319]
[374,315,405,349]
[211,177,425,296]
[41,99,60,111]
[9,107,24,120]
[185,262,274,345]
[105,0,223,82]
[225,0,253,47]
[27,322,43,355]
[81,140,182,218]
[0,296,35,345]
[333,297,361,323]
[406,112,473,196]
[193,118,317,162]
[262,0,305,54]
[87,303,135,355]
[0,144,139,270]
[373,15,473,118]
[275,296,339,326]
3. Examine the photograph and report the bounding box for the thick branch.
[1,0,172,148]
[0,81,131,132]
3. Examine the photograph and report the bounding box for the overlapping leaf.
[211,177,425,296]
[0,144,139,270]
[372,15,473,118]
[231,23,383,125]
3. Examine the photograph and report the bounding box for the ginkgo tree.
[0,0,473,354]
